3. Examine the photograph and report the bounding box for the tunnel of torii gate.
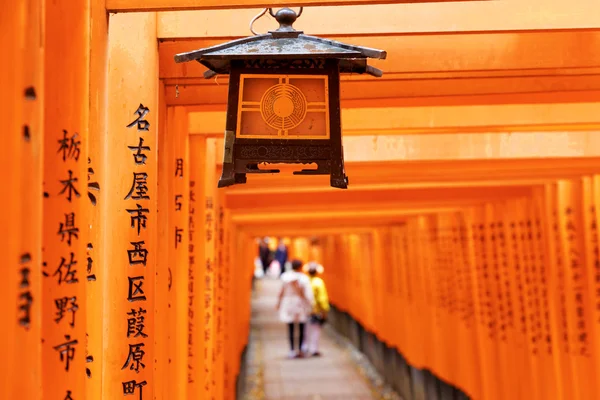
[2,0,600,399]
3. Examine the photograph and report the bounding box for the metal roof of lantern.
[174,7,387,79]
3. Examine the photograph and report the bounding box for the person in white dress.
[276,259,314,358]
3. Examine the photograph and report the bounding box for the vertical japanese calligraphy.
[121,103,152,398]
[188,136,207,398]
[203,139,217,399]
[42,0,89,397]
[167,106,190,400]
[106,13,158,400]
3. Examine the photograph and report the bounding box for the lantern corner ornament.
[174,7,386,189]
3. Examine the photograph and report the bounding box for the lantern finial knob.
[269,7,302,33]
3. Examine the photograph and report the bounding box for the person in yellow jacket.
[303,261,330,357]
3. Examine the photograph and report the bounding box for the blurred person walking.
[258,237,272,276]
[274,238,289,277]
[276,259,314,358]
[304,262,330,357]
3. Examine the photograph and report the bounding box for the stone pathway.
[241,277,380,400]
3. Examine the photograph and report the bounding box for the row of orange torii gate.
[4,1,600,400]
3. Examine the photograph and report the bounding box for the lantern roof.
[174,8,386,79]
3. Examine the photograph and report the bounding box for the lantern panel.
[236,74,329,140]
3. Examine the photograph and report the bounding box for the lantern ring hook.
[249,8,269,35]
[269,7,303,18]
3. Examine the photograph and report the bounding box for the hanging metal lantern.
[174,7,386,189]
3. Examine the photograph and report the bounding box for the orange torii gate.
[2,0,600,399]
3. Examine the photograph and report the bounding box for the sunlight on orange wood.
[157,1,600,39]
[104,12,158,400]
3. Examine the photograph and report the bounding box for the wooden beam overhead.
[106,0,484,13]
[219,158,600,192]
[164,71,600,106]
[188,102,600,136]
[225,185,535,210]
[197,131,600,167]
[157,1,600,39]
[159,31,600,79]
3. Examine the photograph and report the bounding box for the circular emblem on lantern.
[260,83,307,130]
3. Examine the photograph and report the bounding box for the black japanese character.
[19,266,30,288]
[175,158,183,178]
[55,296,78,327]
[175,227,184,249]
[121,343,146,373]
[128,137,150,165]
[126,204,149,235]
[64,390,74,400]
[54,253,79,284]
[124,173,149,201]
[126,104,150,131]
[88,158,100,206]
[59,170,81,202]
[58,130,80,161]
[128,241,148,266]
[57,212,79,246]
[53,335,78,371]
[175,194,182,211]
[18,290,32,329]
[127,276,146,302]
[127,308,148,338]
[122,380,147,400]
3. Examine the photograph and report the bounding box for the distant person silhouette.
[274,239,289,277]
[276,259,314,358]
[258,237,272,276]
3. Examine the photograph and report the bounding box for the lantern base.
[330,175,349,189]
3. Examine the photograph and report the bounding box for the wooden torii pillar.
[1,0,44,398]
[103,12,159,400]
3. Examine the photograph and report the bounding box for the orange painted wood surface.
[106,0,481,12]
[156,79,171,400]
[157,1,600,39]
[87,0,109,397]
[160,31,600,79]
[167,106,190,400]
[17,0,44,397]
[104,12,158,400]
[203,139,218,399]
[5,2,600,400]
[188,135,207,397]
[314,175,600,400]
[1,0,40,398]
[42,0,90,398]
